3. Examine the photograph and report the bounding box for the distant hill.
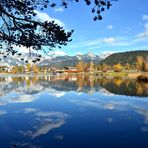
[0,52,102,68]
[1,50,147,68]
[100,50,148,66]
[39,53,102,68]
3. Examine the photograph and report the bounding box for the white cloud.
[52,50,66,57]
[69,37,131,50]
[104,37,115,44]
[54,7,64,12]
[137,23,148,39]
[76,52,82,55]
[142,15,148,20]
[100,51,115,58]
[69,39,101,49]
[12,45,32,54]
[85,45,101,50]
[107,25,113,30]
[34,10,65,27]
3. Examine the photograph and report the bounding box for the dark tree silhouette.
[0,0,113,62]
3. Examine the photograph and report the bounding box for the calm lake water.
[0,75,148,148]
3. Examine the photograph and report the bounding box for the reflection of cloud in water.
[24,108,38,113]
[0,110,7,115]
[0,94,39,106]
[141,127,148,132]
[20,109,69,139]
[136,109,148,125]
[13,142,41,148]
[99,88,114,96]
[68,96,148,132]
[69,96,148,112]
[106,117,113,123]
[54,135,64,140]
[45,88,66,97]
[104,104,115,110]
[0,87,66,106]
[36,111,69,118]
[69,98,117,111]
[31,119,65,138]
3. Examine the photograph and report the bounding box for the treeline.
[97,55,148,72]
[11,64,50,74]
[97,50,148,72]
[101,50,148,66]
[76,56,148,72]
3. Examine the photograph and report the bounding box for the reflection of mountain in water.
[0,75,147,98]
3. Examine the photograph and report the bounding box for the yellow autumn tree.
[101,63,108,72]
[143,57,148,72]
[32,64,39,73]
[84,63,89,72]
[89,61,94,72]
[26,63,31,72]
[125,63,131,70]
[18,66,24,73]
[76,61,84,72]
[136,56,144,71]
[11,66,18,74]
[113,63,123,72]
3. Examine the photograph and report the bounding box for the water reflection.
[0,75,147,98]
[20,109,69,139]
[0,75,148,148]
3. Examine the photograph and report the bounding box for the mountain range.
[39,53,102,68]
[0,50,147,68]
[0,52,103,68]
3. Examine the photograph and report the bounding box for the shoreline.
[0,72,147,78]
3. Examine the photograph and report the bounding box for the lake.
[0,75,148,148]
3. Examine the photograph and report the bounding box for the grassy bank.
[0,71,147,78]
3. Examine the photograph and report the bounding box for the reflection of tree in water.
[98,77,148,97]
[0,75,147,97]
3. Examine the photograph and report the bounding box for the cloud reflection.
[20,109,69,139]
[0,110,7,115]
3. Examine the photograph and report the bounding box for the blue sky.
[3,0,148,57]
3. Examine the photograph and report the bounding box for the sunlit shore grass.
[0,71,147,78]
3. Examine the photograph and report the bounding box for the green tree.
[18,65,24,73]
[26,63,31,72]
[0,0,113,61]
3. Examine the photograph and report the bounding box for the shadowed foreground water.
[0,75,148,148]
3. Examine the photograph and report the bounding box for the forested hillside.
[101,50,148,66]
